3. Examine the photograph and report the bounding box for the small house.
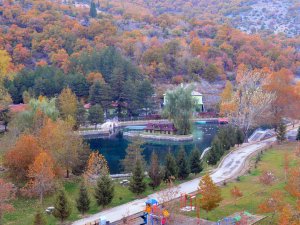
[144,122,177,135]
[163,90,204,112]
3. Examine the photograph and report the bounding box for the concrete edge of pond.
[123,131,194,142]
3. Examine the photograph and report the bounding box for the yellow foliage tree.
[58,88,78,120]
[0,50,13,81]
[198,174,222,215]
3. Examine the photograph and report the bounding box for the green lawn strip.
[184,143,298,223]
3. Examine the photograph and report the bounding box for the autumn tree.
[39,119,81,178]
[0,179,15,223]
[198,174,222,217]
[76,182,90,215]
[58,88,78,120]
[285,168,300,198]
[230,186,243,205]
[278,205,292,225]
[148,151,162,189]
[258,191,283,223]
[95,174,114,208]
[264,69,298,127]
[22,152,56,204]
[84,152,109,182]
[0,50,13,81]
[259,171,276,186]
[190,37,203,56]
[129,159,147,195]
[4,134,42,181]
[53,190,72,223]
[220,80,233,116]
[121,140,145,173]
[220,68,274,139]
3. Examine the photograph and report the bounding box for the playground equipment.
[180,193,197,212]
[142,199,170,225]
[180,193,201,224]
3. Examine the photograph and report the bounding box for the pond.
[88,122,219,174]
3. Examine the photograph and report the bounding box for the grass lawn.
[2,167,210,225]
[184,142,299,224]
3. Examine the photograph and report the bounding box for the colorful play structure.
[142,199,170,225]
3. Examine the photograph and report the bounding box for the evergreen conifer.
[89,1,97,18]
[189,148,203,174]
[95,174,114,208]
[276,122,287,143]
[296,127,300,141]
[207,137,223,165]
[177,148,190,179]
[76,182,90,214]
[53,190,72,222]
[148,151,162,189]
[129,159,146,195]
[33,209,46,225]
[163,152,178,181]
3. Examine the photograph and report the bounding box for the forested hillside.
[0,0,299,107]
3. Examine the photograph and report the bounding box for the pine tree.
[121,140,145,173]
[296,127,300,141]
[276,122,286,143]
[76,182,90,214]
[89,1,97,18]
[163,152,178,181]
[53,190,72,223]
[129,159,146,195]
[33,209,46,225]
[177,148,190,180]
[207,137,223,165]
[148,151,162,189]
[189,149,203,175]
[95,174,114,208]
[236,128,245,146]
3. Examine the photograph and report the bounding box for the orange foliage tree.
[38,119,81,178]
[198,174,222,216]
[22,151,56,204]
[230,186,243,205]
[4,134,42,181]
[285,167,300,199]
[84,152,109,183]
[258,191,283,223]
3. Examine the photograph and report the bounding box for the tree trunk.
[66,169,69,178]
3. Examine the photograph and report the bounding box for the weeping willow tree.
[163,85,196,135]
[16,97,60,133]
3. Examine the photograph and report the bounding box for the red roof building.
[144,122,177,135]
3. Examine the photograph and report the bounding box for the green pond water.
[88,123,219,174]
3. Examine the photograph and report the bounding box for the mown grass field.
[2,167,208,225]
[185,142,299,224]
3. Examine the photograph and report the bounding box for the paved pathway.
[73,127,297,225]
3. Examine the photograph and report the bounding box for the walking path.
[73,126,298,225]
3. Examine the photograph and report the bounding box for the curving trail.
[72,127,296,225]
